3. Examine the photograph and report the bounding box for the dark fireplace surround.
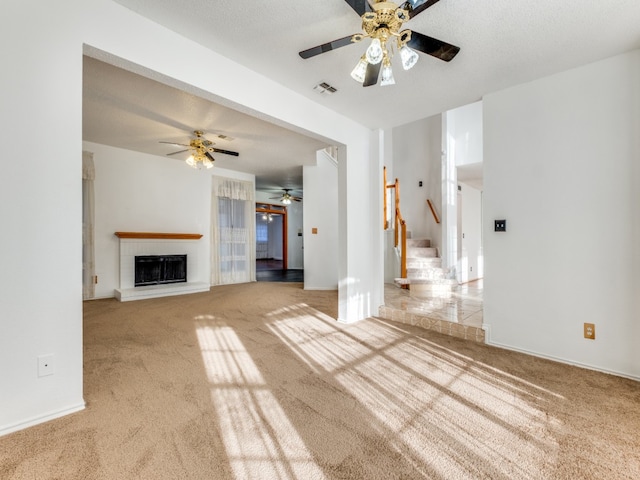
[134,254,187,287]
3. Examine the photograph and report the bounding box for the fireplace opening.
[135,255,187,287]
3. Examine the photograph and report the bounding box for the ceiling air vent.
[313,82,337,95]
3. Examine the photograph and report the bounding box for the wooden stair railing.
[383,167,408,286]
[426,198,441,224]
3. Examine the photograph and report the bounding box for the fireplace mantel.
[114,232,203,240]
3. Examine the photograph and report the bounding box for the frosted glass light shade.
[186,155,196,167]
[381,64,395,86]
[366,38,384,65]
[350,56,368,83]
[400,45,419,70]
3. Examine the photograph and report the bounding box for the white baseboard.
[483,324,640,382]
[0,402,85,437]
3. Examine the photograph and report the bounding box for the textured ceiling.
[112,0,640,128]
[83,56,328,191]
[85,0,640,191]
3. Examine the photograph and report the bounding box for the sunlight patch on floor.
[267,304,390,373]
[268,310,562,478]
[196,319,326,480]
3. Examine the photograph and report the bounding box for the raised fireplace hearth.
[114,232,209,301]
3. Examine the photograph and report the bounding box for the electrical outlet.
[584,323,595,340]
[38,354,55,377]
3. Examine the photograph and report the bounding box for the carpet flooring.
[1,282,639,479]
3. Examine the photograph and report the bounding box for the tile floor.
[379,279,485,343]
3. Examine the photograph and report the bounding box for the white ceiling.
[85,0,640,190]
[83,56,328,192]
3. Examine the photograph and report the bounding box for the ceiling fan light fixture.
[282,197,292,205]
[381,60,395,86]
[350,55,368,83]
[400,45,419,70]
[203,157,214,169]
[298,1,460,88]
[186,155,196,167]
[365,38,384,65]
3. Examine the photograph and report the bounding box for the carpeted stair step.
[407,267,446,281]
[406,238,431,248]
[406,257,442,269]
[407,246,438,258]
[393,277,411,288]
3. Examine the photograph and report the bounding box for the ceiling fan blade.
[401,0,441,19]
[211,147,239,157]
[299,35,358,59]
[166,149,190,156]
[343,0,373,15]
[363,61,381,87]
[407,31,460,62]
[160,141,190,148]
[204,151,216,162]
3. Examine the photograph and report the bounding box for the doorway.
[255,203,304,282]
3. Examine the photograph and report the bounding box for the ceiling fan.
[299,0,460,87]
[160,130,239,169]
[270,189,302,205]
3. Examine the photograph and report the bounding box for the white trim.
[482,323,491,342]
[337,317,358,324]
[0,402,85,437]
[486,336,640,382]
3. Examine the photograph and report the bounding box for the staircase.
[394,238,457,297]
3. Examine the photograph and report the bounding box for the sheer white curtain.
[211,177,256,285]
[82,151,95,300]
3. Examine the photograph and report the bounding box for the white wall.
[304,151,339,289]
[459,182,482,283]
[1,0,380,435]
[442,101,484,274]
[87,142,215,298]
[448,101,483,167]
[392,115,442,247]
[285,201,304,269]
[0,1,85,435]
[267,216,284,260]
[483,50,640,379]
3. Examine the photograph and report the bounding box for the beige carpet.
[1,282,639,479]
